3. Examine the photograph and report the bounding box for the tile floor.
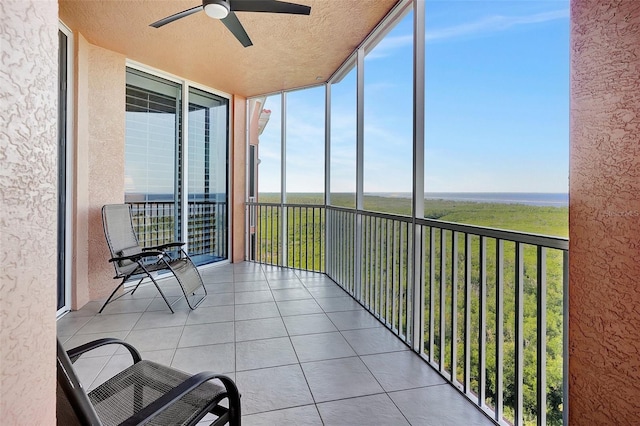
[57,262,494,426]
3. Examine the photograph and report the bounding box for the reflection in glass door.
[187,87,229,265]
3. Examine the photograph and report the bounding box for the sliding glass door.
[124,67,229,265]
[187,87,229,265]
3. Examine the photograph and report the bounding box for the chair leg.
[99,277,128,314]
[145,274,175,314]
[129,277,144,295]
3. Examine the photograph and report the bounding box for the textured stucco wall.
[74,36,126,306]
[570,0,640,422]
[233,95,247,262]
[0,0,58,423]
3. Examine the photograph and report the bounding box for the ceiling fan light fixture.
[204,0,230,19]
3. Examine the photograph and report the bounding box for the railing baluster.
[515,242,524,426]
[429,227,435,361]
[537,246,547,426]
[451,231,458,385]
[496,239,504,422]
[479,235,487,407]
[440,228,446,372]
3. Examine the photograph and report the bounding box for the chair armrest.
[143,242,185,251]
[108,251,165,263]
[119,372,240,426]
[67,338,142,364]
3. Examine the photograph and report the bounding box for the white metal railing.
[247,202,568,425]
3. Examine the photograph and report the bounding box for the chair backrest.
[102,204,142,277]
[57,339,102,425]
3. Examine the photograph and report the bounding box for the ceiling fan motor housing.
[203,0,230,19]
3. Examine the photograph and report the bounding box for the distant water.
[370,192,568,207]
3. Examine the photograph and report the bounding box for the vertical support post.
[280,92,287,267]
[180,84,189,250]
[354,48,365,300]
[325,83,331,273]
[411,0,426,353]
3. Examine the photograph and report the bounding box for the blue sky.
[258,0,569,194]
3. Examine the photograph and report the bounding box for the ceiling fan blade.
[150,5,203,28]
[230,0,311,15]
[221,11,253,47]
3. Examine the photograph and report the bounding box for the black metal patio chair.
[57,337,241,425]
[100,204,207,314]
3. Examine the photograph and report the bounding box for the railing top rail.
[128,200,225,205]
[246,202,325,209]
[246,202,568,251]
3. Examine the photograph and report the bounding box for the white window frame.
[125,60,233,269]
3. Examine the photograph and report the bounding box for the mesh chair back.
[102,204,142,277]
[57,340,103,425]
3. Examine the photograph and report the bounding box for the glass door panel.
[187,87,229,265]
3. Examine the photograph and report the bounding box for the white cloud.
[366,9,568,59]
[425,9,569,43]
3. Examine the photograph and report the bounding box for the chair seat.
[88,360,226,426]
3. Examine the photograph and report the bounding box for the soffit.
[59,0,400,97]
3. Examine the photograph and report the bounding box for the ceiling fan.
[150,0,311,48]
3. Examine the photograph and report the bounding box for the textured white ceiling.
[59,0,400,97]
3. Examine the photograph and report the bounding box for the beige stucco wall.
[570,0,640,422]
[0,0,58,423]
[73,35,126,307]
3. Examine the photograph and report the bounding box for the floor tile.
[271,288,313,301]
[234,302,280,321]
[305,285,349,299]
[243,405,322,426]
[186,305,234,325]
[267,279,305,290]
[341,327,409,355]
[301,357,384,403]
[145,296,181,312]
[171,343,235,374]
[317,393,410,426]
[282,313,337,336]
[236,337,298,371]
[88,353,136,390]
[76,313,143,334]
[178,322,235,347]
[315,296,362,313]
[234,273,267,283]
[235,317,288,342]
[276,299,323,316]
[133,310,188,330]
[361,351,445,392]
[58,262,494,426]
[197,292,235,307]
[97,298,154,314]
[389,385,494,425]
[57,315,92,337]
[234,281,270,292]
[124,326,184,352]
[236,364,314,415]
[235,291,274,305]
[291,332,356,363]
[206,282,235,293]
[327,310,383,331]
